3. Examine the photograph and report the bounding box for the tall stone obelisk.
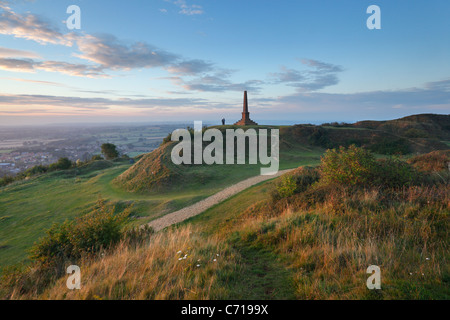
[234,91,258,126]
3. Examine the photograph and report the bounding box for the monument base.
[234,112,258,126]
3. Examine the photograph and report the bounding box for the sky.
[0,0,449,125]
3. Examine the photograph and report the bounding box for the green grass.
[178,178,300,299]
[1,145,449,299]
[1,117,448,299]
[0,144,323,269]
[0,162,219,268]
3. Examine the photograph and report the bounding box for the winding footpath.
[148,169,294,232]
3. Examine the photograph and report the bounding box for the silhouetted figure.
[222,118,225,126]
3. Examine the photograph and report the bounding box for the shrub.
[319,145,419,189]
[161,133,172,145]
[308,127,332,148]
[276,176,297,198]
[374,158,418,188]
[319,145,377,187]
[91,155,103,161]
[0,175,15,187]
[30,199,130,267]
[49,157,72,171]
[272,167,320,202]
[21,165,48,177]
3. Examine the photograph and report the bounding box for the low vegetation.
[2,146,448,299]
[0,199,153,299]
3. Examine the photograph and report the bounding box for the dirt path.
[148,169,294,232]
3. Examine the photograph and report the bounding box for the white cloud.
[0,6,75,46]
[0,46,40,58]
[0,57,107,78]
[270,59,344,92]
[171,0,204,15]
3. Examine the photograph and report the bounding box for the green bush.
[272,168,320,201]
[319,145,377,187]
[21,165,48,178]
[319,145,418,189]
[276,176,297,198]
[30,199,130,267]
[49,157,72,171]
[308,127,332,148]
[374,158,418,188]
[91,155,103,161]
[0,175,15,187]
[293,168,320,192]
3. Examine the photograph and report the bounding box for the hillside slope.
[114,143,182,193]
[115,114,449,194]
[3,149,448,300]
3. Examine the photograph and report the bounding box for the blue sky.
[0,0,449,125]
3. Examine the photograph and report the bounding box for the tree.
[101,143,119,160]
[49,157,72,171]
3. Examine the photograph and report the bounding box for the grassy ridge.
[2,149,448,299]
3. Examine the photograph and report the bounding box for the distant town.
[0,124,187,177]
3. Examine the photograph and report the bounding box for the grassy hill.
[115,114,449,194]
[0,113,448,299]
[0,136,323,268]
[354,114,450,140]
[2,147,448,300]
[114,126,324,194]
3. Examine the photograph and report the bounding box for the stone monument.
[234,91,258,126]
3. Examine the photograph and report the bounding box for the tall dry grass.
[3,225,238,300]
[223,181,449,299]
